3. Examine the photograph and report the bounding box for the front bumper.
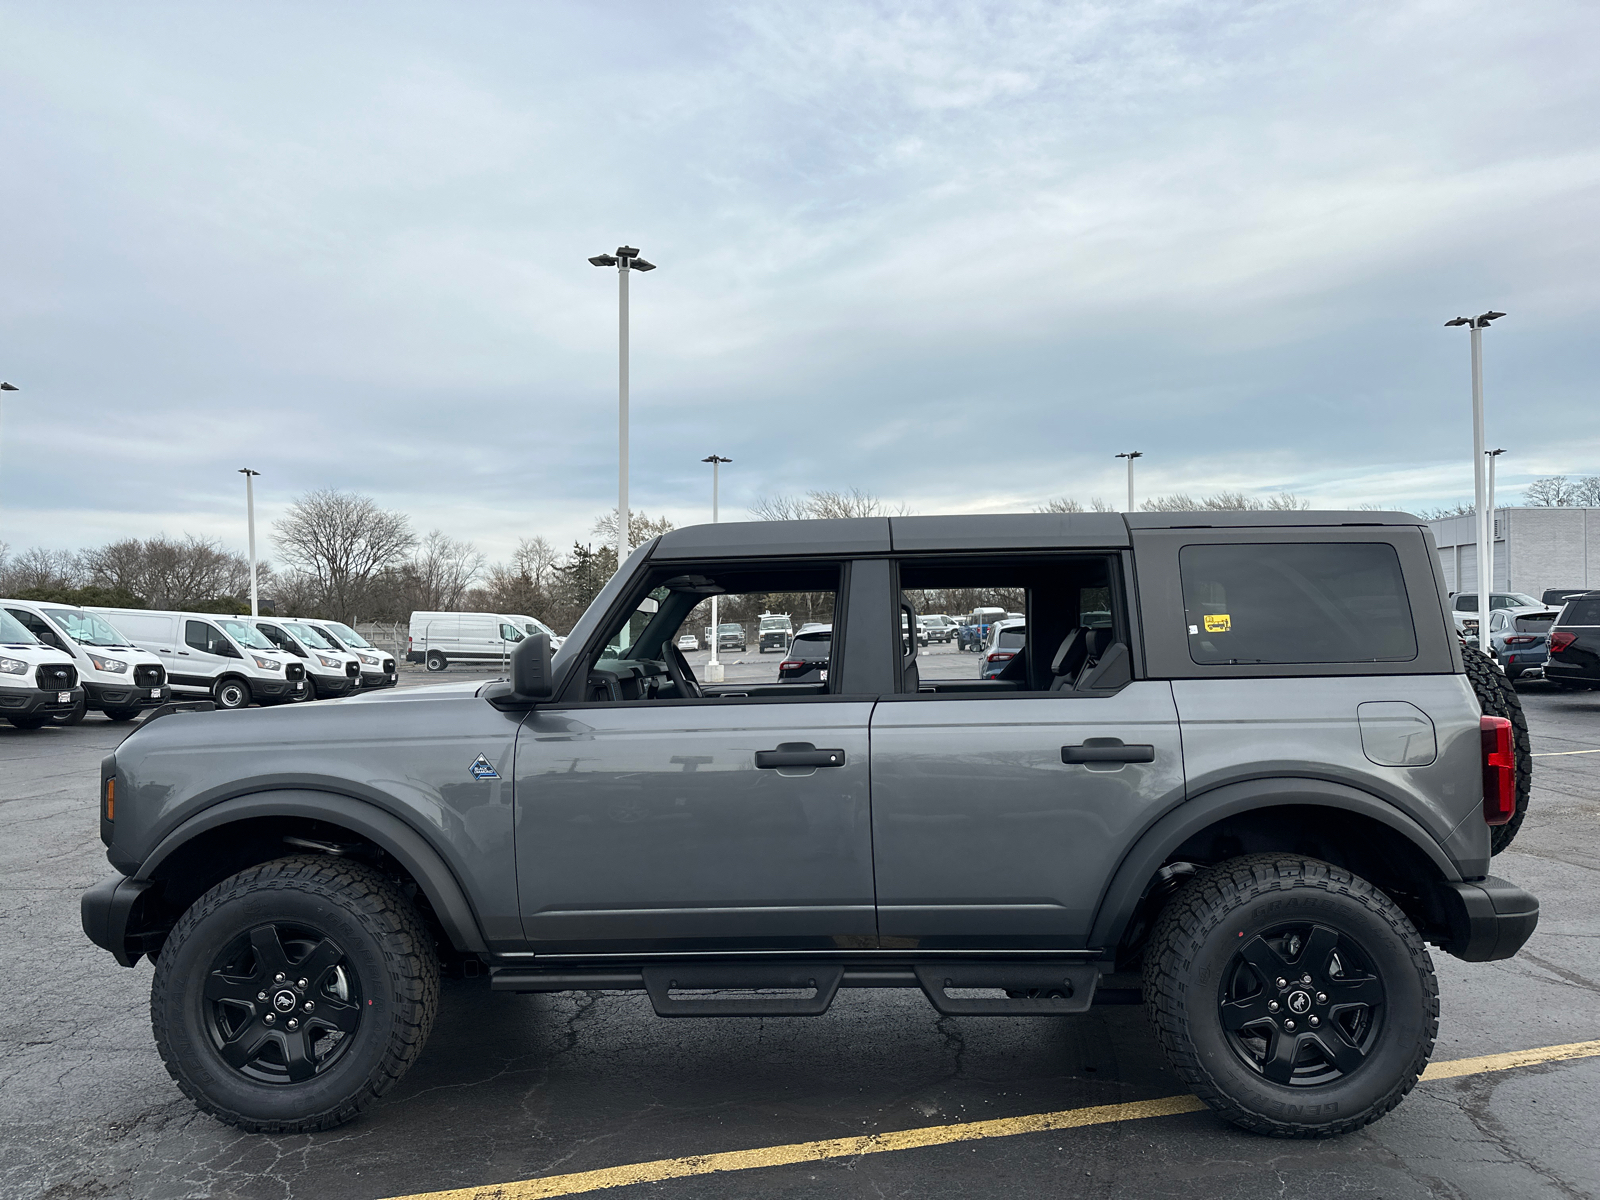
[83,680,168,711]
[253,677,309,701]
[81,873,157,967]
[360,669,398,689]
[1436,876,1539,961]
[310,674,359,698]
[0,684,86,718]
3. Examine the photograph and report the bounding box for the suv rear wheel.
[1144,854,1437,1138]
[151,854,440,1133]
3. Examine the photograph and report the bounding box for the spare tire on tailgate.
[1462,643,1532,854]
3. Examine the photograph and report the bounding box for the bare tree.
[749,488,908,520]
[403,530,485,611]
[1523,475,1600,506]
[0,546,82,593]
[1141,490,1309,512]
[79,535,253,609]
[591,509,676,549]
[1037,497,1114,513]
[273,490,416,621]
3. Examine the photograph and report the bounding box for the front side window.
[500,624,524,642]
[185,621,234,656]
[1180,543,1417,666]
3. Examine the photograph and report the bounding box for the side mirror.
[510,633,554,701]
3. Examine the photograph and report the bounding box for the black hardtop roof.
[650,510,1425,560]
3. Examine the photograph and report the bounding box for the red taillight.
[1504,635,1538,646]
[1548,631,1577,654]
[780,660,802,671]
[988,652,1014,662]
[1481,715,1515,826]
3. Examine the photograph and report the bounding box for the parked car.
[249,619,362,700]
[299,620,397,689]
[1541,588,1590,608]
[89,607,307,709]
[1483,607,1559,682]
[1545,591,1600,689]
[675,634,699,652]
[704,622,746,653]
[778,625,831,681]
[957,606,1008,652]
[81,510,1537,1142]
[0,607,82,729]
[2,599,167,722]
[408,611,534,672]
[1449,591,1539,637]
[757,613,793,653]
[978,618,1026,678]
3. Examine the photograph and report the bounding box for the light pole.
[589,246,656,573]
[1486,449,1505,593]
[1115,451,1142,512]
[702,455,731,683]
[1446,310,1505,649]
[0,382,18,540]
[238,469,261,617]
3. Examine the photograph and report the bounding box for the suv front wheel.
[1144,854,1437,1138]
[151,855,440,1133]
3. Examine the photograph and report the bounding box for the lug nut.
[1284,1019,1296,1031]
[297,978,307,989]
[1316,992,1327,1004]
[1276,977,1287,988]
[1301,974,1312,984]
[287,1019,299,1030]
[274,973,286,983]
[1309,1016,1320,1027]
[303,1001,315,1012]
[257,991,267,1001]
[1268,1001,1280,1013]
[263,1013,275,1025]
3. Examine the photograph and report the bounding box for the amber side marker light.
[103,778,115,822]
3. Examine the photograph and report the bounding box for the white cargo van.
[289,619,398,689]
[0,607,83,729]
[506,613,563,650]
[89,608,308,709]
[2,599,167,722]
[407,611,531,672]
[248,618,362,700]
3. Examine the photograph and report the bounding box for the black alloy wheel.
[1219,923,1385,1086]
[202,922,364,1084]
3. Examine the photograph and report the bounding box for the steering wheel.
[662,641,702,699]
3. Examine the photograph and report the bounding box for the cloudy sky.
[1,0,1596,565]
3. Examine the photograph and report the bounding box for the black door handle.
[1062,743,1155,764]
[756,744,846,769]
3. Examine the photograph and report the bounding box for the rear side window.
[1560,599,1600,625]
[1179,543,1418,665]
[791,632,831,657]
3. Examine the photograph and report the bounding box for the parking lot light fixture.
[591,247,657,574]
[702,455,731,683]
[1115,451,1143,513]
[239,469,261,617]
[1447,311,1505,652]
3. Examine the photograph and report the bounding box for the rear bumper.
[81,873,156,966]
[1436,876,1539,961]
[83,680,167,711]
[0,685,85,717]
[1545,657,1600,683]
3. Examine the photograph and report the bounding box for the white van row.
[407,611,561,672]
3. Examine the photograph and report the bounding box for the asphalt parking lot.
[2,665,1597,1199]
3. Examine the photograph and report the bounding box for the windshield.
[43,608,130,647]
[323,622,372,648]
[718,624,741,634]
[0,610,40,644]
[1513,615,1555,633]
[284,621,335,650]
[790,632,831,658]
[218,620,275,650]
[760,618,789,630]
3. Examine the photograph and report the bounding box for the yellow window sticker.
[1203,614,1231,633]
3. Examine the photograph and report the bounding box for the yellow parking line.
[1531,747,1600,757]
[383,1037,1600,1200]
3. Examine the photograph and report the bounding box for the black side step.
[914,963,1099,1015]
[641,964,843,1016]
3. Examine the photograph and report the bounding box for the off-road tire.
[151,855,440,1133]
[1144,854,1438,1138]
[1462,644,1531,853]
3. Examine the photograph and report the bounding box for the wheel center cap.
[272,989,298,1013]
[1287,989,1312,1014]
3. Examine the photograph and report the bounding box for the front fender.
[1086,777,1464,950]
[136,789,488,953]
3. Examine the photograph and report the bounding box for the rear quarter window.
[1179,543,1418,665]
[1559,599,1600,626]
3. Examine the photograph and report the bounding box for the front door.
[178,619,234,689]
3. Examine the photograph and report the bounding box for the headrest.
[1086,627,1114,660]
[1051,627,1087,676]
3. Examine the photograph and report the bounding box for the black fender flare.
[1087,777,1462,949]
[135,789,488,953]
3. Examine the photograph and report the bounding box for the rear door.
[869,553,1186,948]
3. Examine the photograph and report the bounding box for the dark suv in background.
[1545,591,1600,688]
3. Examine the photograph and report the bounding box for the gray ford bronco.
[81,512,1537,1137]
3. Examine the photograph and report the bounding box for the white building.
[1430,507,1600,597]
